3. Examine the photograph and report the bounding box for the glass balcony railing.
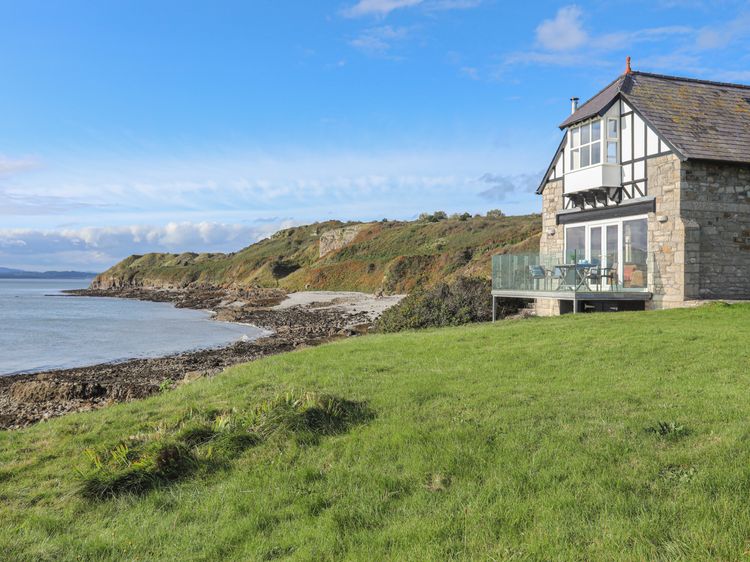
[491,251,652,294]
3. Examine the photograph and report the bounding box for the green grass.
[2,303,750,560]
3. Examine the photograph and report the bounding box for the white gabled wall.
[542,95,675,201]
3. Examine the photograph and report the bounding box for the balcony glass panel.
[565,226,585,263]
[491,252,651,294]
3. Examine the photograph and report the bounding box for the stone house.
[491,60,750,316]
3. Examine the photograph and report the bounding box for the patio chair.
[586,266,603,291]
[528,265,547,290]
[550,266,567,290]
[600,265,618,290]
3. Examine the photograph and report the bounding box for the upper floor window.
[606,118,618,164]
[569,119,601,170]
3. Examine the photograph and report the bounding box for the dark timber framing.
[558,96,671,212]
[556,196,655,225]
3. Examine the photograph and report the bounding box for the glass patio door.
[604,224,619,287]
[587,223,620,287]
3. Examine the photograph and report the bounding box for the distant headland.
[0,267,97,280]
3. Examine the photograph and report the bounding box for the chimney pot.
[570,97,579,114]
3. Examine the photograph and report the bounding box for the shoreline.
[0,286,403,430]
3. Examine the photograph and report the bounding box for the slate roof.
[559,74,627,129]
[560,71,750,164]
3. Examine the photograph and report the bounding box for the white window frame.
[563,214,649,290]
[569,118,603,171]
[606,117,619,164]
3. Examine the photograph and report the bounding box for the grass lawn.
[2,303,750,561]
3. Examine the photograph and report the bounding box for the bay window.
[568,117,620,170]
[569,119,601,170]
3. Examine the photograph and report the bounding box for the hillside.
[2,303,750,560]
[92,214,541,293]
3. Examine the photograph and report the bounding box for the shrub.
[270,259,300,280]
[486,209,505,218]
[376,277,520,332]
[418,211,448,223]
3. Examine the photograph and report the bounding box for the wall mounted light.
[546,227,556,236]
[657,215,669,223]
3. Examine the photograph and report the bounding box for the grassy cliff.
[2,303,750,560]
[93,214,541,293]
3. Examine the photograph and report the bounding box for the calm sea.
[0,279,266,376]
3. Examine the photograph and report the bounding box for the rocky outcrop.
[319,225,362,257]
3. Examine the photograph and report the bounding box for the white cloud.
[0,220,297,271]
[498,6,695,73]
[535,5,587,52]
[424,0,481,10]
[343,0,423,18]
[695,12,750,50]
[460,66,479,80]
[350,25,411,54]
[477,172,543,201]
[2,146,544,269]
[342,0,480,18]
[0,155,39,176]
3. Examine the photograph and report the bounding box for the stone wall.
[319,225,362,258]
[681,160,750,299]
[538,179,564,263]
[536,179,564,316]
[535,298,561,316]
[645,154,690,308]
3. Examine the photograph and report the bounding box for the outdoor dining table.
[554,263,593,291]
[554,263,618,291]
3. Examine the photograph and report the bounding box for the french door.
[565,221,621,287]
[564,215,649,291]
[588,224,619,287]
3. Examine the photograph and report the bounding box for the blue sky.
[2,0,750,270]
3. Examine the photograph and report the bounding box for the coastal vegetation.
[376,276,519,332]
[2,303,750,560]
[92,213,541,293]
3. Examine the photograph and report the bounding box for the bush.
[418,211,448,223]
[270,259,300,280]
[376,277,520,332]
[486,209,505,218]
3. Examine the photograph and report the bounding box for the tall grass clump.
[77,392,373,499]
[248,392,375,443]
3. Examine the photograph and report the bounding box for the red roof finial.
[625,56,632,75]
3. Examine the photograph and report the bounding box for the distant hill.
[0,267,97,280]
[92,213,541,294]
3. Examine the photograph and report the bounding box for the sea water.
[0,279,266,375]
